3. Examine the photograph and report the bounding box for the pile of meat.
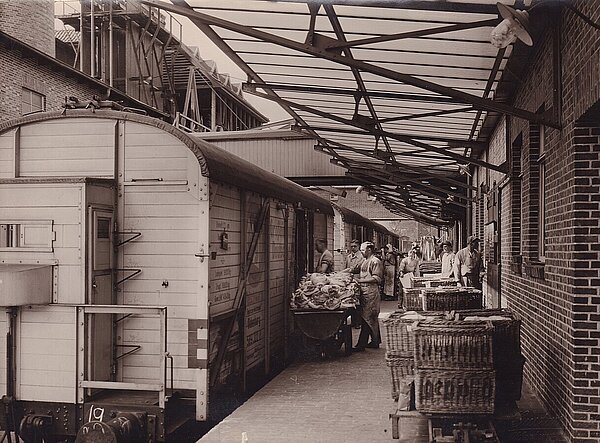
[290,271,360,310]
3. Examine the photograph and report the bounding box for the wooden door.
[88,209,114,383]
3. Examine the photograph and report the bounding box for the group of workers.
[313,234,485,352]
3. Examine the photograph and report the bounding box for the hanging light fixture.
[491,2,533,48]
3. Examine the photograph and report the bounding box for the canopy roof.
[143,0,558,225]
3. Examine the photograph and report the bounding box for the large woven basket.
[402,288,423,310]
[385,353,415,400]
[415,369,495,414]
[455,309,521,359]
[421,288,483,311]
[413,320,494,370]
[382,311,445,357]
[495,354,526,402]
[429,278,458,288]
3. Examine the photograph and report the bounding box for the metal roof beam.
[299,124,486,149]
[271,0,500,15]
[245,83,463,104]
[316,140,474,190]
[350,169,470,207]
[323,4,394,155]
[254,90,505,172]
[379,106,476,124]
[328,18,500,50]
[142,0,560,128]
[318,139,475,191]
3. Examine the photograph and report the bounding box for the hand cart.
[292,308,354,358]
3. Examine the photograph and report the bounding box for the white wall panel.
[18,307,76,403]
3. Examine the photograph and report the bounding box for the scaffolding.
[55,0,183,114]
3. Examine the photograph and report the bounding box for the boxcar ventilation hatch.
[0,264,54,306]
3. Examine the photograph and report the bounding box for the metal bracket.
[115,344,142,361]
[116,231,142,248]
[115,269,142,287]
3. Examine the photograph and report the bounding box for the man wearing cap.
[382,244,398,301]
[453,236,484,289]
[354,241,383,351]
[343,239,365,329]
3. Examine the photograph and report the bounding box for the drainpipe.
[109,0,114,86]
[90,0,95,77]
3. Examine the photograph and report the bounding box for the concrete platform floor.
[199,300,567,443]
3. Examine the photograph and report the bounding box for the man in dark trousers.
[453,235,484,289]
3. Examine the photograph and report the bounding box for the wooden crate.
[415,369,495,414]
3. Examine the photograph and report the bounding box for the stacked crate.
[413,320,496,414]
[400,277,461,311]
[420,287,483,311]
[382,311,444,401]
[456,309,525,404]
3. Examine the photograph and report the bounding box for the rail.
[76,304,170,408]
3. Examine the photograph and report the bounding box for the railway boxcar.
[330,203,398,270]
[0,110,333,442]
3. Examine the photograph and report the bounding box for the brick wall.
[0,49,103,122]
[0,0,55,57]
[474,2,600,441]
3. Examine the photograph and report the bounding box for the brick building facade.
[472,2,600,441]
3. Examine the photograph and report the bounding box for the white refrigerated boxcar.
[0,110,334,442]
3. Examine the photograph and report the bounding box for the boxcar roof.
[331,203,397,240]
[0,111,333,215]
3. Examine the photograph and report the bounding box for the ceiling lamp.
[491,2,533,48]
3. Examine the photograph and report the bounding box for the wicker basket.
[402,288,423,310]
[413,320,494,370]
[411,277,429,288]
[455,309,521,360]
[495,354,526,403]
[415,369,495,414]
[429,278,458,288]
[385,353,415,400]
[421,288,483,311]
[382,311,446,357]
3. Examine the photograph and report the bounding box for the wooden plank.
[123,191,197,205]
[20,119,115,136]
[0,206,82,224]
[123,292,197,308]
[20,159,113,177]
[19,385,74,403]
[123,216,198,231]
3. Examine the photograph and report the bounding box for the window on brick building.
[538,126,546,261]
[21,88,45,115]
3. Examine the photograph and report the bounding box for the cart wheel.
[344,325,353,356]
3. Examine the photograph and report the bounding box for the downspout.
[109,0,114,87]
[90,0,95,77]
[79,1,84,72]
